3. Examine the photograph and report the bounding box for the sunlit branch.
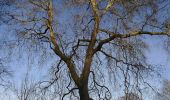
[46,0,80,86]
[102,0,115,16]
[94,29,170,52]
[80,0,100,83]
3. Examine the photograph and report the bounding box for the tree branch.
[94,29,170,52]
[80,0,100,83]
[102,0,115,16]
[46,0,80,86]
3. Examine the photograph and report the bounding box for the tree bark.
[78,83,90,100]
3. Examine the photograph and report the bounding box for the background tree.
[1,0,170,100]
[10,72,57,100]
[155,80,170,100]
[0,0,14,86]
[0,59,11,86]
[118,92,141,100]
[11,74,37,100]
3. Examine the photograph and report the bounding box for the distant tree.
[156,80,170,100]
[10,73,55,100]
[10,74,37,100]
[0,58,11,86]
[0,0,13,85]
[118,92,141,100]
[0,0,15,23]
[1,0,170,100]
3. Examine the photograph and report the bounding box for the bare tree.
[0,0,13,86]
[0,58,11,86]
[0,0,15,24]
[1,0,170,100]
[155,80,170,100]
[10,73,55,100]
[118,92,141,100]
[10,73,37,100]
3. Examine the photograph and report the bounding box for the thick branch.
[94,29,170,52]
[46,1,80,86]
[80,0,100,83]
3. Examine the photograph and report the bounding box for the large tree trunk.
[78,82,90,100]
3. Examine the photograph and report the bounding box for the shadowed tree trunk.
[79,82,90,100]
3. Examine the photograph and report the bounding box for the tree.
[156,80,170,100]
[0,0,15,24]
[11,74,37,100]
[118,92,141,100]
[2,0,170,100]
[0,58,11,86]
[0,0,13,86]
[10,73,54,100]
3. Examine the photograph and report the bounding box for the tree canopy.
[0,0,170,100]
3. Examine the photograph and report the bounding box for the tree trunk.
[78,83,90,100]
